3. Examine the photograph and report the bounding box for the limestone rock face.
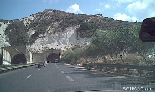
[0,9,137,53]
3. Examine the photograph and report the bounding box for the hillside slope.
[0,9,139,53]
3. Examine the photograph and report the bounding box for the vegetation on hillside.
[1,9,137,46]
[28,10,135,39]
[61,24,155,65]
[5,20,29,46]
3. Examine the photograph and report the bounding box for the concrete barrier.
[0,68,8,73]
[11,66,19,69]
[6,67,13,70]
[23,65,30,68]
[0,63,38,74]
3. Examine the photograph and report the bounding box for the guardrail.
[0,63,38,74]
[82,63,155,76]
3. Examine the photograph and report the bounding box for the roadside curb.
[0,63,38,74]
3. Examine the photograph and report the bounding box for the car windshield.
[0,0,155,92]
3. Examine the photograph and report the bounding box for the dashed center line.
[27,75,32,79]
[65,63,70,65]
[61,71,64,73]
[66,76,74,81]
[55,64,59,68]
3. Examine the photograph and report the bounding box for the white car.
[55,59,59,63]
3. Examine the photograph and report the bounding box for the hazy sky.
[0,0,155,22]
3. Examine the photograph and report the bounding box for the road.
[0,63,154,92]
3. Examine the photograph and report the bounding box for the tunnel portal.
[11,54,26,64]
[0,54,2,65]
[46,53,60,63]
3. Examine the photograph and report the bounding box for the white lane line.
[55,63,59,68]
[65,63,70,65]
[90,70,97,72]
[92,73,98,74]
[27,75,32,79]
[80,69,87,70]
[75,66,85,69]
[38,69,40,70]
[66,76,74,81]
[61,71,64,73]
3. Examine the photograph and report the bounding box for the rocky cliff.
[0,9,138,53]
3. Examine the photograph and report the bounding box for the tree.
[5,21,29,46]
[63,23,155,64]
[125,24,155,62]
[61,50,76,63]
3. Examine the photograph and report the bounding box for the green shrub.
[61,50,76,63]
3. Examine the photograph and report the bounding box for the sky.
[0,0,155,22]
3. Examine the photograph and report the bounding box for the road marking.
[90,70,97,72]
[66,76,74,81]
[92,73,98,74]
[61,71,64,73]
[55,63,59,68]
[80,69,87,70]
[27,75,32,79]
[75,66,85,69]
[38,69,40,70]
[56,66,59,68]
[65,63,70,65]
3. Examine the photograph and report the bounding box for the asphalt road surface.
[0,63,154,92]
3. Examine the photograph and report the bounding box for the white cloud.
[127,1,147,13]
[113,13,137,22]
[66,3,83,14]
[105,4,110,9]
[114,0,137,3]
[126,0,155,21]
[99,2,103,5]
[43,0,59,4]
[95,9,102,13]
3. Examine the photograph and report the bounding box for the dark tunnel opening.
[0,54,2,65]
[46,53,60,63]
[11,54,26,64]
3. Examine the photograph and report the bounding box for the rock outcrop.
[0,9,138,53]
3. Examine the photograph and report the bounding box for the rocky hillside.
[0,9,139,53]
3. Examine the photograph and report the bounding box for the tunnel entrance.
[47,53,60,63]
[0,54,2,65]
[11,54,26,64]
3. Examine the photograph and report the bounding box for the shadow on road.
[64,65,155,88]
